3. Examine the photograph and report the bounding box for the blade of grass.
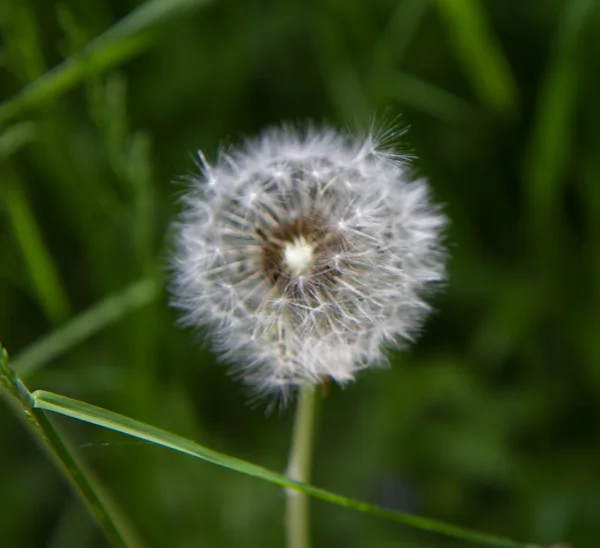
[368,0,475,123]
[12,277,160,378]
[0,346,144,548]
[32,389,532,548]
[0,121,37,157]
[126,134,158,416]
[128,131,156,270]
[0,0,46,82]
[377,71,475,123]
[372,0,432,69]
[435,0,518,115]
[0,0,217,127]
[524,0,595,242]
[311,12,371,122]
[3,162,70,323]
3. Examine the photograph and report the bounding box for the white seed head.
[171,124,447,399]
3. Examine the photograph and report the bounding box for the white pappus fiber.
[172,124,447,398]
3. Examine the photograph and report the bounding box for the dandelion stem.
[285,385,317,548]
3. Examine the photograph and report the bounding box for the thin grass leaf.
[377,71,475,123]
[0,0,217,127]
[367,1,475,123]
[103,73,130,178]
[435,0,518,115]
[128,131,156,268]
[0,121,37,158]
[33,389,531,548]
[0,346,144,548]
[3,163,70,323]
[372,0,432,68]
[13,277,160,377]
[0,0,46,82]
[524,0,595,238]
[311,13,371,122]
[126,136,159,415]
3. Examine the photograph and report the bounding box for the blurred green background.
[1,0,600,546]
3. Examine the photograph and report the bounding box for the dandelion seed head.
[172,124,447,398]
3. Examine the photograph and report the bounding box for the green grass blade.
[3,163,70,323]
[0,346,144,548]
[524,0,595,239]
[0,121,37,157]
[378,71,475,123]
[435,0,518,115]
[13,277,160,377]
[372,0,432,67]
[0,0,217,127]
[33,389,530,548]
[311,13,371,122]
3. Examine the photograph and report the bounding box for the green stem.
[3,162,70,324]
[0,346,143,548]
[12,276,159,378]
[31,409,141,547]
[32,388,531,548]
[285,385,317,548]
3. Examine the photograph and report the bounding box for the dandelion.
[172,124,447,397]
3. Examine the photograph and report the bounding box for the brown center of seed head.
[257,216,347,295]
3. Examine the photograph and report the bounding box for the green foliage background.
[1,0,599,546]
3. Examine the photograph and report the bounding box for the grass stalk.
[12,277,159,378]
[0,345,143,548]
